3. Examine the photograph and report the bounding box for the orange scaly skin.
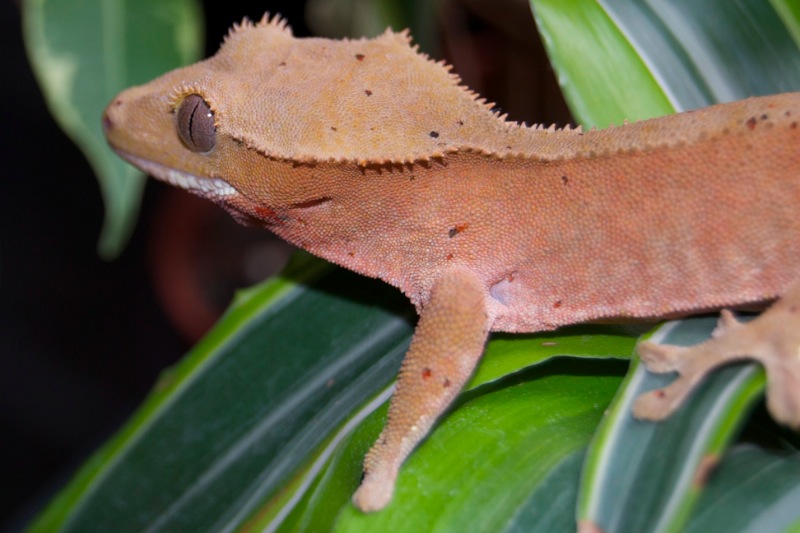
[103,15,800,512]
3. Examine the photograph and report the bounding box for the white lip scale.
[116,149,238,198]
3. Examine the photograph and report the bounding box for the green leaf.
[772,0,800,49]
[530,0,674,127]
[272,360,625,533]
[687,445,800,533]
[22,0,203,257]
[598,0,800,106]
[336,367,620,532]
[530,0,800,127]
[467,325,639,390]
[579,319,768,533]
[30,248,636,530]
[29,254,413,531]
[503,449,586,533]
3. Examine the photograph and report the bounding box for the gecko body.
[103,15,800,511]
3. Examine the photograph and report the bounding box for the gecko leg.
[633,281,800,429]
[352,268,490,512]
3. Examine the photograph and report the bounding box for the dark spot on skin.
[506,145,512,150]
[746,117,757,130]
[422,368,432,379]
[785,110,792,117]
[792,122,798,129]
[457,119,464,126]
[446,254,453,260]
[279,61,287,67]
[761,113,768,120]
[443,378,451,388]
[348,252,355,257]
[448,223,468,238]
[655,389,666,399]
[561,175,569,185]
[355,53,365,61]
[429,131,440,138]
[365,89,373,96]
[331,126,338,131]
[114,99,122,106]
[553,300,562,308]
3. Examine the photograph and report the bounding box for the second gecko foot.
[633,283,800,429]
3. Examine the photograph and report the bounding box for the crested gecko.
[102,15,800,512]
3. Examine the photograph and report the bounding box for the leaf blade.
[530,0,675,127]
[578,319,768,533]
[22,0,203,256]
[687,446,800,533]
[29,256,414,532]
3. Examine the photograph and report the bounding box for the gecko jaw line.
[114,149,238,197]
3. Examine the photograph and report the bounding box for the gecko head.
[102,14,312,226]
[103,11,506,232]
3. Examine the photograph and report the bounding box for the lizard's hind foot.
[633,282,800,429]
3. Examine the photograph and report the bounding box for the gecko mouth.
[110,148,284,228]
[112,149,239,198]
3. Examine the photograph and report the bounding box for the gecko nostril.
[102,98,126,134]
[102,112,114,134]
[103,112,114,133]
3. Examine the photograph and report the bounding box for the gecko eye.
[176,94,216,152]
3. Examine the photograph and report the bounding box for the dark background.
[0,0,567,528]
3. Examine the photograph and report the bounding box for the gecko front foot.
[352,457,397,512]
[633,282,800,429]
[351,268,491,512]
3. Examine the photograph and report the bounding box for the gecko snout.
[101,97,127,142]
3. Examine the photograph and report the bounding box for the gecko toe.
[712,309,741,338]
[637,341,686,373]
[632,374,698,421]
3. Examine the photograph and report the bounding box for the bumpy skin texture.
[103,15,800,512]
